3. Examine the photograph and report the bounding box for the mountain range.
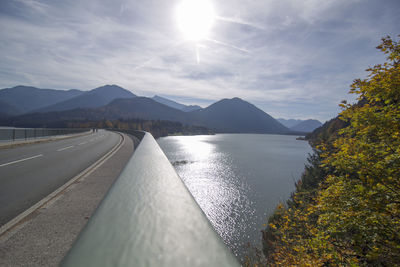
[152,95,202,112]
[0,85,320,134]
[0,85,83,114]
[190,98,289,133]
[277,118,322,133]
[35,85,135,113]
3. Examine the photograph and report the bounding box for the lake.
[157,134,312,260]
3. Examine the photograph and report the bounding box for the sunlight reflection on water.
[157,134,311,260]
[159,135,255,255]
[173,136,255,249]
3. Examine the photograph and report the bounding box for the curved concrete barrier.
[62,131,240,267]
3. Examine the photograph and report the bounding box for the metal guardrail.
[62,131,240,267]
[0,128,89,141]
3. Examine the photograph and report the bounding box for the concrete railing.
[112,129,145,149]
[0,127,89,141]
[62,131,240,267]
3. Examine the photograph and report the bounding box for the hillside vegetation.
[261,36,400,266]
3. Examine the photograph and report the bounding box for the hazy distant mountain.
[152,95,185,110]
[0,85,83,114]
[277,118,304,128]
[277,118,322,133]
[181,105,202,112]
[290,119,322,133]
[37,85,136,112]
[152,95,202,112]
[190,97,290,134]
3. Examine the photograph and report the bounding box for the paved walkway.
[0,133,134,266]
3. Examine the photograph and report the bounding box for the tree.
[315,35,400,265]
[263,35,400,266]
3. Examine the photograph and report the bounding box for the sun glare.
[175,0,215,41]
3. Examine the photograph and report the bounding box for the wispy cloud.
[215,15,266,31]
[206,38,250,53]
[13,0,50,14]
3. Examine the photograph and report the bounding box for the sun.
[175,0,215,41]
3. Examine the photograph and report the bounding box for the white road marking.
[57,146,74,152]
[78,142,87,146]
[0,154,43,167]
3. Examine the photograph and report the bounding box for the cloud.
[13,0,50,14]
[215,15,266,31]
[0,0,399,121]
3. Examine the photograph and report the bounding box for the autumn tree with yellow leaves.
[262,36,400,266]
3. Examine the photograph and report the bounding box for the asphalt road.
[0,130,121,226]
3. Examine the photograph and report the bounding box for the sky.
[0,0,399,122]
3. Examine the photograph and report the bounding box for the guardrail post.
[13,129,15,141]
[24,129,27,140]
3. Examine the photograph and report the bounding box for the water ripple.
[158,134,311,261]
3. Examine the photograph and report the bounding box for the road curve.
[0,130,120,226]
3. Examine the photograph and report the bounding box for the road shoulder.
[0,133,134,266]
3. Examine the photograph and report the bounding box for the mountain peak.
[90,84,136,98]
[195,97,290,134]
[32,85,135,113]
[12,85,37,90]
[93,84,127,92]
[219,97,244,102]
[211,97,253,109]
[0,85,84,114]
